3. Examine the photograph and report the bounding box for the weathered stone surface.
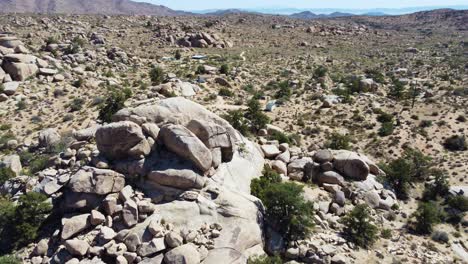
[1,154,22,176]
[261,144,281,159]
[2,81,19,96]
[165,231,183,248]
[160,124,213,172]
[64,239,89,256]
[164,244,200,264]
[148,169,206,190]
[313,149,334,163]
[317,171,345,186]
[38,128,61,149]
[61,214,91,240]
[96,121,151,160]
[187,119,233,161]
[122,200,139,227]
[137,238,166,257]
[68,167,125,195]
[332,150,370,180]
[287,158,312,181]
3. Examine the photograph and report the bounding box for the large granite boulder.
[332,150,370,180]
[159,124,213,173]
[96,121,151,160]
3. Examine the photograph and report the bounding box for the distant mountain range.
[196,5,468,16]
[0,0,466,19]
[0,0,188,15]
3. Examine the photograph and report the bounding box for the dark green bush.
[245,98,270,132]
[219,64,229,75]
[0,255,21,264]
[218,87,234,97]
[378,122,394,137]
[412,202,442,234]
[325,133,351,150]
[174,50,182,60]
[314,66,328,78]
[262,182,314,243]
[248,255,282,264]
[251,166,282,201]
[342,204,378,248]
[0,168,15,185]
[447,195,468,212]
[443,135,467,151]
[377,112,394,123]
[381,158,413,200]
[0,193,52,254]
[149,67,165,85]
[223,110,249,136]
[98,87,132,123]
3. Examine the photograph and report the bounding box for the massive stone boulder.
[332,150,370,180]
[68,167,125,195]
[96,121,151,161]
[159,124,213,173]
[2,54,39,81]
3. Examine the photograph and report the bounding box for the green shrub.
[261,182,314,243]
[0,255,21,264]
[248,255,282,264]
[149,67,165,85]
[245,98,270,132]
[0,168,15,185]
[412,202,442,234]
[174,50,182,60]
[443,135,467,151]
[314,66,328,78]
[325,133,351,150]
[378,122,394,137]
[388,78,406,100]
[377,112,394,123]
[251,166,282,201]
[447,196,468,212]
[381,228,392,239]
[423,169,449,200]
[220,64,229,74]
[70,98,85,112]
[342,204,378,248]
[0,193,52,254]
[218,87,234,97]
[381,158,413,200]
[224,110,249,136]
[274,81,291,101]
[269,131,291,145]
[98,88,132,123]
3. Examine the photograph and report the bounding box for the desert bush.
[377,112,394,123]
[0,255,21,264]
[314,66,328,78]
[219,64,229,74]
[174,50,182,60]
[413,202,442,234]
[251,166,282,201]
[261,182,315,243]
[443,135,467,151]
[149,66,165,85]
[378,122,394,137]
[342,204,378,248]
[388,78,406,100]
[218,87,234,97]
[422,169,449,201]
[98,87,132,123]
[381,158,413,200]
[381,228,392,239]
[0,168,15,185]
[70,98,85,112]
[245,98,270,132]
[0,192,52,254]
[223,110,249,136]
[325,133,352,150]
[248,255,282,264]
[447,195,468,212]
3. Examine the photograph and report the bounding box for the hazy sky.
[135,0,468,10]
